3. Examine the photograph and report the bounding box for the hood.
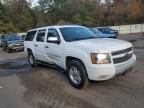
[68,38,132,53]
[7,40,24,44]
[110,30,118,33]
[93,30,116,38]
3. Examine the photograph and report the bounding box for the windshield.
[5,35,22,41]
[100,28,111,31]
[60,27,96,42]
[89,28,101,33]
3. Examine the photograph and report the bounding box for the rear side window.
[25,30,37,41]
[36,29,46,42]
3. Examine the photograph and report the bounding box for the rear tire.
[28,52,37,67]
[67,60,89,89]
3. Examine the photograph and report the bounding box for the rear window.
[25,30,37,41]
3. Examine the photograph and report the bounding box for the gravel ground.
[0,33,144,108]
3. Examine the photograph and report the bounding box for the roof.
[28,25,84,32]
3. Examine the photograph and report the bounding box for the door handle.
[34,44,38,47]
[45,46,49,48]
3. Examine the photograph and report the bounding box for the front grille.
[13,43,23,47]
[112,47,133,64]
[112,47,133,56]
[113,53,133,64]
[14,44,23,47]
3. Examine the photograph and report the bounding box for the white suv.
[24,25,136,89]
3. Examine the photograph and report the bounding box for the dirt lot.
[0,33,144,108]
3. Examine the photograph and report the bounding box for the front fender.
[63,48,91,69]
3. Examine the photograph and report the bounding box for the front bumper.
[8,46,24,51]
[86,54,136,81]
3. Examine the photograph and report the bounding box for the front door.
[44,28,64,67]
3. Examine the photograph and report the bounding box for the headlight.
[8,43,15,47]
[91,53,111,64]
[110,31,114,33]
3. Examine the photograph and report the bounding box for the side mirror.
[47,37,60,44]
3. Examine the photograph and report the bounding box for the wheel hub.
[29,55,34,64]
[69,66,81,84]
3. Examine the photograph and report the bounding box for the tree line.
[0,0,144,33]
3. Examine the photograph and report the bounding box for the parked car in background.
[89,28,116,38]
[24,25,136,89]
[0,35,2,47]
[17,33,26,40]
[98,27,118,38]
[21,34,26,40]
[1,34,24,53]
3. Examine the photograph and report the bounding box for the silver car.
[0,36,2,47]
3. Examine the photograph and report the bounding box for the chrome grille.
[13,43,23,47]
[112,47,133,56]
[112,47,133,64]
[113,53,133,64]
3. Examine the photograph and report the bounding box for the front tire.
[28,52,37,67]
[6,48,11,53]
[2,46,6,51]
[67,60,89,89]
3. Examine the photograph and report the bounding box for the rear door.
[34,29,47,61]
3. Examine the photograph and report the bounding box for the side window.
[1,35,3,39]
[25,30,37,41]
[36,29,46,42]
[1,35,5,40]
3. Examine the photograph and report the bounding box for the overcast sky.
[32,0,38,6]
